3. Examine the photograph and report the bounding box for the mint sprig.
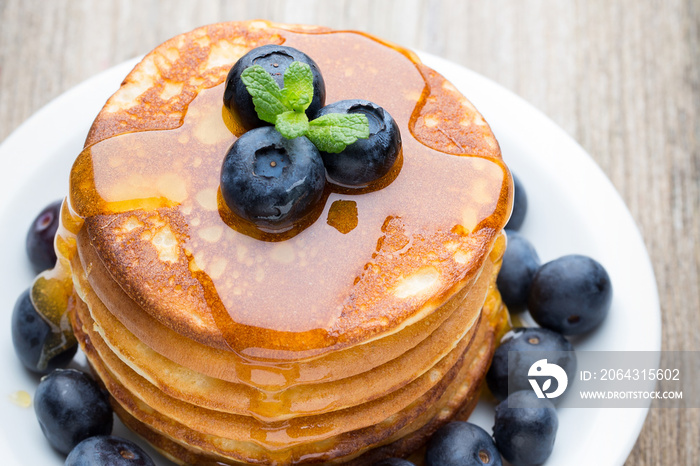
[241,62,369,153]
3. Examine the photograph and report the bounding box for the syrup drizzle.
[32,29,510,364]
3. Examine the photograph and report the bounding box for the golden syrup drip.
[65,30,510,357]
[30,199,81,370]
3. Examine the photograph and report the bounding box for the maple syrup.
[31,28,511,363]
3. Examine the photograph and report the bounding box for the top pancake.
[70,20,512,359]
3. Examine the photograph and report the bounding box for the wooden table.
[1,1,697,464]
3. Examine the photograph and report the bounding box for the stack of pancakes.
[63,21,512,464]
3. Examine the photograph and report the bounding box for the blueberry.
[486,327,575,403]
[11,289,76,374]
[373,459,415,466]
[496,230,540,310]
[505,173,527,231]
[528,255,612,335]
[314,100,401,187]
[493,391,558,465]
[425,422,502,466]
[224,44,326,130]
[26,199,62,274]
[34,369,113,454]
[221,126,325,232]
[65,436,155,466]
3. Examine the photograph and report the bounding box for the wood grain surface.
[1,1,698,465]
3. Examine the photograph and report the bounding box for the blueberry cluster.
[498,174,613,333]
[12,201,157,464]
[221,45,401,232]
[486,172,612,464]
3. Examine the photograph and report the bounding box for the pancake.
[71,239,487,420]
[77,222,487,391]
[45,20,514,464]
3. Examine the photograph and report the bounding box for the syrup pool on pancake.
[65,30,510,358]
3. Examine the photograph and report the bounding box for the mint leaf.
[306,113,370,153]
[281,62,314,112]
[276,110,310,139]
[240,65,288,124]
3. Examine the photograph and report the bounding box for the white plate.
[0,53,660,465]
